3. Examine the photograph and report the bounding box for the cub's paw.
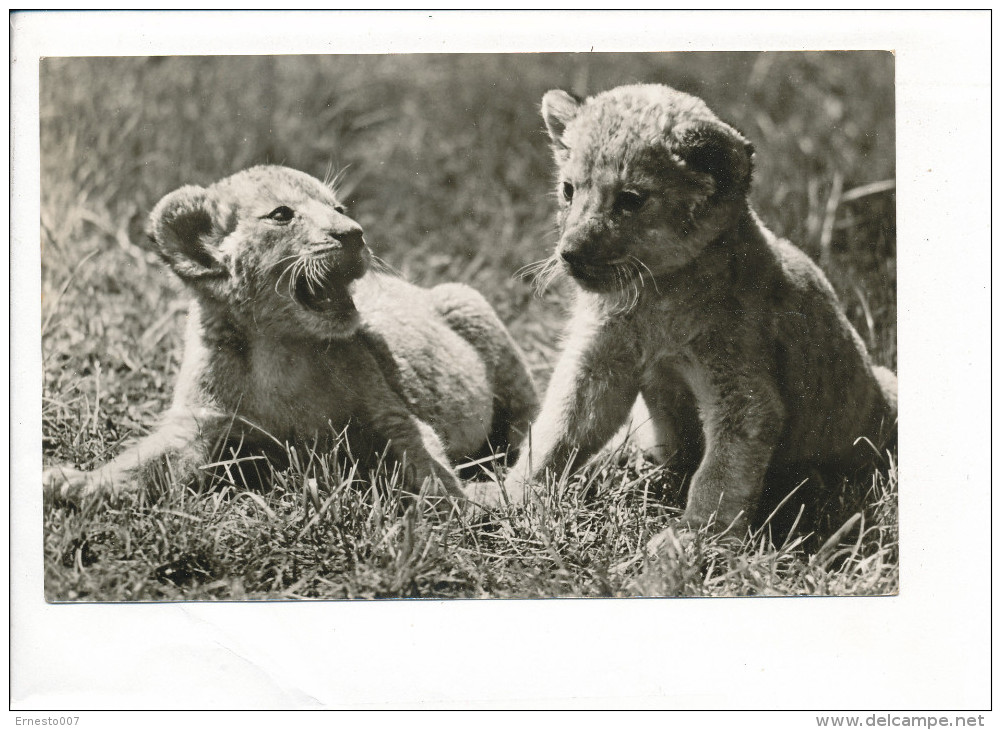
[43,465,120,505]
[646,523,699,556]
[462,473,531,511]
[644,513,747,558]
[610,523,697,584]
[675,507,750,538]
[457,481,507,522]
[613,519,710,574]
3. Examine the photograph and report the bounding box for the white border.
[9,10,993,712]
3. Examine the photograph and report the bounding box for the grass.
[40,52,897,600]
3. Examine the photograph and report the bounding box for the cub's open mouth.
[294,271,357,315]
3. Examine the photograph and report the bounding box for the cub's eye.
[561,181,574,202]
[334,204,348,214]
[613,190,647,214]
[264,206,295,223]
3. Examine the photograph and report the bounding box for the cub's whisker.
[275,256,303,298]
[371,255,400,276]
[532,257,563,296]
[628,255,661,295]
[514,259,552,281]
[275,250,349,299]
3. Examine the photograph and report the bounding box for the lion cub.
[44,165,537,507]
[501,84,896,534]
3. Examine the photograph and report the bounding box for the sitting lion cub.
[501,84,897,535]
[44,165,537,507]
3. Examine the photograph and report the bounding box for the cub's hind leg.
[485,351,539,464]
[428,282,539,461]
[873,365,898,423]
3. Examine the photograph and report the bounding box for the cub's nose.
[560,248,586,267]
[330,228,366,252]
[325,210,365,251]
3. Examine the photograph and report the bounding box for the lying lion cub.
[44,165,538,507]
[500,84,897,535]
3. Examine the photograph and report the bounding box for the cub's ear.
[149,185,230,281]
[672,121,755,198]
[541,89,582,148]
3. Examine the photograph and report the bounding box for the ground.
[40,51,897,600]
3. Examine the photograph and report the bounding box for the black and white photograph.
[37,49,899,601]
[10,9,991,715]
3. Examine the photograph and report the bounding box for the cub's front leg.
[366,413,466,514]
[352,363,465,508]
[43,408,227,503]
[676,361,786,534]
[499,311,641,505]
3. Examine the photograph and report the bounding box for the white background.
[8,9,993,718]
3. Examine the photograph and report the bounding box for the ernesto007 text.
[15,718,80,726]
